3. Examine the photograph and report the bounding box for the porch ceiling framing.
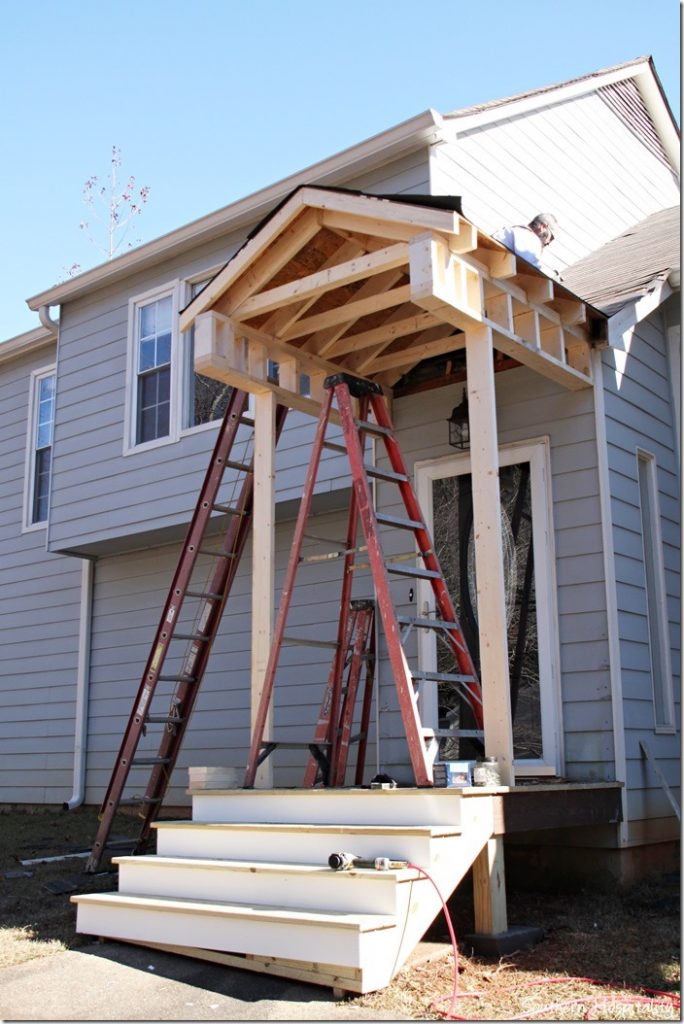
[180,187,605,406]
[180,188,606,787]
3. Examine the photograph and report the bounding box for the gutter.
[38,304,60,333]
[64,556,95,810]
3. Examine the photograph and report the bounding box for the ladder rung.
[364,463,409,483]
[354,418,394,438]
[225,459,252,473]
[385,563,440,580]
[323,440,346,454]
[261,740,332,749]
[376,512,424,531]
[131,757,172,766]
[197,548,236,559]
[282,635,339,649]
[117,796,162,807]
[432,729,484,739]
[240,414,255,428]
[144,715,187,725]
[172,632,212,642]
[157,674,197,683]
[186,590,223,601]
[412,670,478,684]
[212,503,246,515]
[398,615,459,631]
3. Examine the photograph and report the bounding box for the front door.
[416,439,561,774]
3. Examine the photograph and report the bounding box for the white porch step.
[72,890,396,987]
[190,786,463,827]
[114,854,427,914]
[152,819,461,864]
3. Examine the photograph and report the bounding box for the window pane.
[156,295,172,333]
[157,366,170,403]
[139,338,156,373]
[33,447,51,522]
[432,463,541,761]
[157,400,170,438]
[139,303,155,339]
[156,331,172,368]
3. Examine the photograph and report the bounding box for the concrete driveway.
[0,940,413,1021]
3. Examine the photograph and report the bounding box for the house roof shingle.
[560,205,680,316]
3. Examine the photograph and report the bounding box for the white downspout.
[64,556,95,810]
[38,304,60,334]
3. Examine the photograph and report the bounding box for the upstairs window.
[136,293,172,444]
[26,367,55,527]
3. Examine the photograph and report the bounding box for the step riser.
[75,901,391,970]
[190,789,463,827]
[154,826,444,865]
[117,861,413,915]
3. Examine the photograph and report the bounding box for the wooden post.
[472,837,508,934]
[465,325,515,785]
[251,390,276,788]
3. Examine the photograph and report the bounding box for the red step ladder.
[244,373,482,789]
[86,390,287,872]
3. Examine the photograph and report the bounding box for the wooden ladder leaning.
[86,390,288,872]
[244,372,483,789]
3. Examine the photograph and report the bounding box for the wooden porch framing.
[180,186,607,787]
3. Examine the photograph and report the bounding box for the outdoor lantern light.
[447,389,470,449]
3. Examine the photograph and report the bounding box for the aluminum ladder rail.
[244,373,482,789]
[86,391,287,872]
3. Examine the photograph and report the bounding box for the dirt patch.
[0,806,140,967]
[0,808,679,1019]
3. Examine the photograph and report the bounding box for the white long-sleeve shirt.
[492,224,544,270]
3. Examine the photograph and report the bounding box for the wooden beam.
[280,283,411,342]
[409,232,484,332]
[465,324,514,785]
[370,331,465,373]
[252,391,277,787]
[233,242,409,321]
[472,837,508,934]
[298,268,406,354]
[326,311,440,359]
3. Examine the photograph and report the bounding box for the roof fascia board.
[443,59,656,136]
[27,111,443,312]
[607,278,674,345]
[0,326,55,365]
[634,64,680,174]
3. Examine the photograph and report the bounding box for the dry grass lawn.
[0,806,679,1020]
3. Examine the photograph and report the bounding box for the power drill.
[328,851,408,871]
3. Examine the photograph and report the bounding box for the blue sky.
[1,0,680,341]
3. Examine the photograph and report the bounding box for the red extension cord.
[406,863,680,1021]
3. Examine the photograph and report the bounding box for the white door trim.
[415,435,563,774]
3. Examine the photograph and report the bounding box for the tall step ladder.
[86,390,287,873]
[245,373,483,789]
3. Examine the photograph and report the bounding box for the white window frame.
[636,448,675,733]
[23,364,56,532]
[415,436,563,775]
[124,280,181,455]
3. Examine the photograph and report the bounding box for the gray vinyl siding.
[431,92,679,275]
[370,367,612,783]
[47,151,431,556]
[84,510,374,804]
[602,308,681,828]
[0,345,83,804]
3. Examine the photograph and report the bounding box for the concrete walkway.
[0,940,413,1021]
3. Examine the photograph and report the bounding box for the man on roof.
[492,212,558,272]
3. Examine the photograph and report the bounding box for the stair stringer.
[379,792,495,985]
